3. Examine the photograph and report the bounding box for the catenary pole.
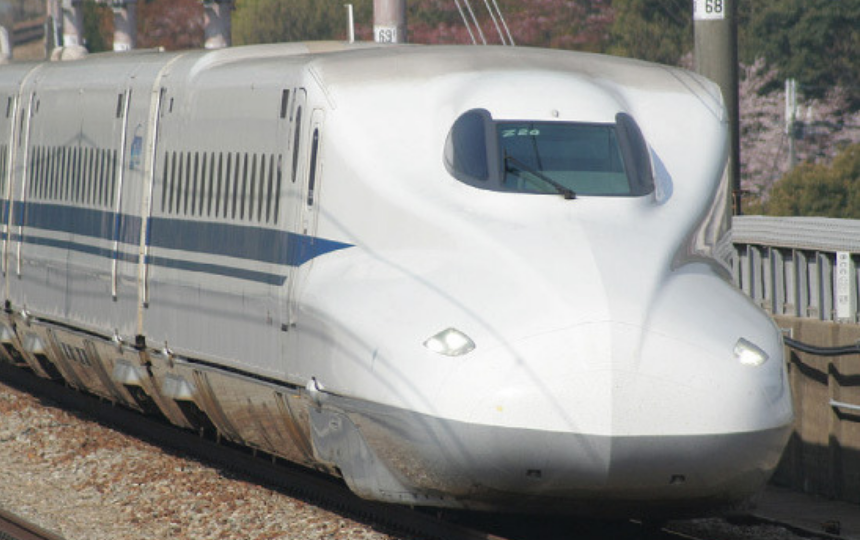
[60,0,85,48]
[374,0,407,43]
[111,0,137,51]
[202,0,233,49]
[693,0,740,215]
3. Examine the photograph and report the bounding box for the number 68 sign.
[693,0,726,20]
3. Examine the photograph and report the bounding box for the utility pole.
[45,0,62,55]
[60,0,85,48]
[374,0,407,43]
[693,0,740,215]
[785,78,798,170]
[110,0,137,52]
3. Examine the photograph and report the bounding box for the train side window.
[291,106,302,182]
[173,151,183,214]
[53,147,60,200]
[97,149,104,206]
[274,155,282,224]
[80,148,87,203]
[307,128,319,207]
[197,152,207,216]
[91,148,97,205]
[27,148,35,198]
[167,151,176,213]
[59,147,66,200]
[30,147,38,198]
[265,154,274,223]
[224,152,233,218]
[161,152,170,212]
[89,148,96,204]
[215,153,224,218]
[206,152,215,217]
[84,148,91,204]
[240,153,249,220]
[231,152,241,219]
[78,147,85,203]
[59,147,65,199]
[30,147,36,198]
[248,153,257,221]
[192,152,201,216]
[109,149,117,206]
[73,147,81,202]
[66,147,73,201]
[39,147,46,198]
[256,154,266,222]
[106,149,112,207]
[0,145,6,193]
[280,90,290,119]
[44,147,51,199]
[67,147,74,201]
[183,152,192,215]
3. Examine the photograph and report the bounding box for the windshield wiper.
[504,155,577,200]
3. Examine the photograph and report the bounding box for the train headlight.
[423,328,476,357]
[734,338,769,367]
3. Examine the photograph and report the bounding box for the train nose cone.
[443,314,792,514]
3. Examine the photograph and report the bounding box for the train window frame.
[444,109,654,197]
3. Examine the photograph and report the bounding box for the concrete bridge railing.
[730,216,860,505]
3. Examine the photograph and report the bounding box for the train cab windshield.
[444,109,654,197]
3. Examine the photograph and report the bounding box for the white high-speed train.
[0,42,792,517]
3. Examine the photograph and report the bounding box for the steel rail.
[0,508,65,540]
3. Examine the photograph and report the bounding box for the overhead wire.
[452,0,478,45]
[490,0,516,46]
[460,0,488,45]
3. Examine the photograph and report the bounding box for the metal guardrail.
[740,217,860,504]
[731,216,860,323]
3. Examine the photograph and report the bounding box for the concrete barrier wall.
[771,315,860,504]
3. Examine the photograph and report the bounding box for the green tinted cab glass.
[499,122,629,196]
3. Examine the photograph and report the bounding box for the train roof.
[2,42,719,97]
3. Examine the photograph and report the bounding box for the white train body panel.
[0,43,792,516]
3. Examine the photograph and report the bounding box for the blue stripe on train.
[4,201,353,283]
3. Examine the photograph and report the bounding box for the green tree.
[233,0,372,45]
[739,0,860,104]
[83,0,110,53]
[765,144,860,218]
[605,0,692,64]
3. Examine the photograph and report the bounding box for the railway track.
[0,508,64,540]
[0,362,815,540]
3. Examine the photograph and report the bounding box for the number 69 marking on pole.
[374,25,399,43]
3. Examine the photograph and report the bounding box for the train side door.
[288,107,324,324]
[0,93,18,278]
[300,109,324,236]
[12,88,37,278]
